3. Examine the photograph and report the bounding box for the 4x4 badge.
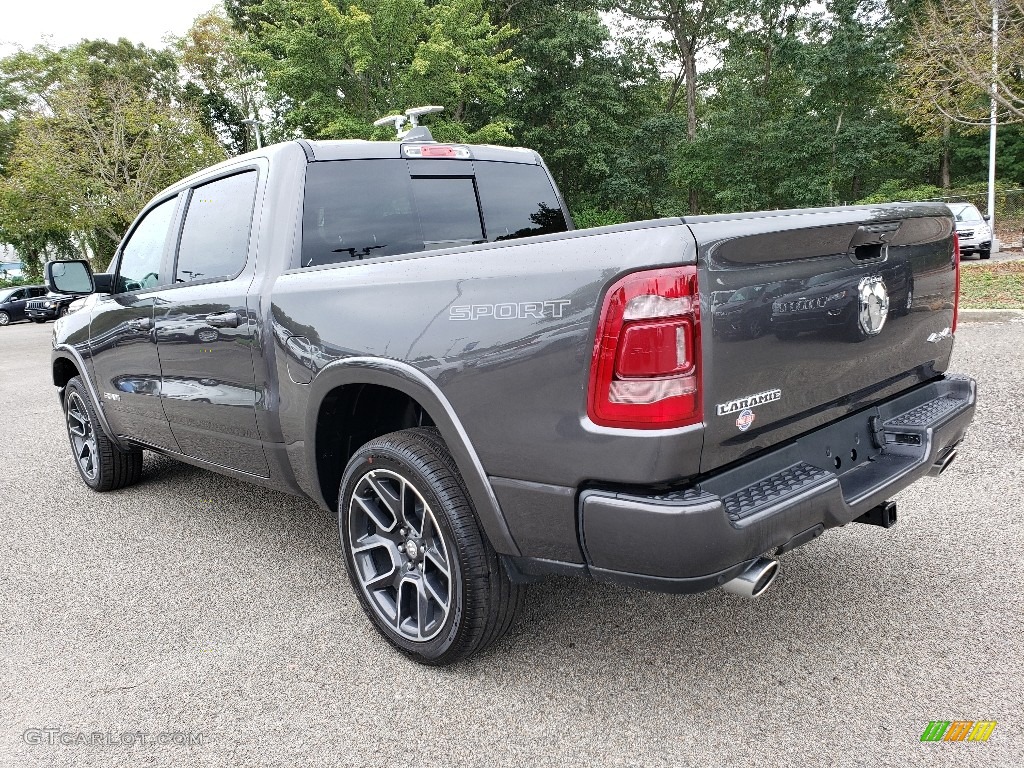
[736,409,756,431]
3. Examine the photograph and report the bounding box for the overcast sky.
[1,0,220,55]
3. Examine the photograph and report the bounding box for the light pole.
[987,1,1001,250]
[242,118,263,150]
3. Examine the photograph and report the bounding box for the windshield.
[951,204,984,223]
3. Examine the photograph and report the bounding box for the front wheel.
[58,306,70,318]
[339,428,524,665]
[64,377,144,491]
[0,311,9,326]
[980,249,991,260]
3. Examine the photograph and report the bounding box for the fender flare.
[52,345,126,450]
[305,357,521,556]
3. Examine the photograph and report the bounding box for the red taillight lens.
[588,266,702,429]
[953,231,960,333]
[615,320,693,377]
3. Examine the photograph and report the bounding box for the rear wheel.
[64,377,143,491]
[0,311,9,326]
[339,427,524,665]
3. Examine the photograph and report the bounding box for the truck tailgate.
[688,204,957,474]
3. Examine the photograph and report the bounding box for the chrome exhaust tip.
[721,557,779,599]
[928,448,958,477]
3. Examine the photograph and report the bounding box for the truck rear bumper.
[578,374,976,594]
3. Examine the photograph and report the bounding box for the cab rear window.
[300,159,568,268]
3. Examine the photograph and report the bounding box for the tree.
[615,1,729,213]
[482,1,658,208]
[177,7,268,154]
[898,0,1024,128]
[234,0,521,142]
[0,41,225,269]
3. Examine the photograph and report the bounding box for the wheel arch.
[52,346,124,448]
[306,357,520,556]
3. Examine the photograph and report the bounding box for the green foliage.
[235,0,520,140]
[855,181,948,204]
[0,40,225,270]
[176,7,267,154]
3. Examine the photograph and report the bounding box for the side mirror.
[45,260,95,295]
[983,214,991,221]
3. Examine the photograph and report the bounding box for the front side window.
[118,196,177,293]
[175,171,259,283]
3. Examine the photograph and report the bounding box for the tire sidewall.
[338,445,467,661]
[64,379,104,489]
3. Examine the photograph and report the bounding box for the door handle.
[205,312,239,328]
[127,317,153,331]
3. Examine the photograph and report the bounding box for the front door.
[153,169,268,476]
[88,195,180,450]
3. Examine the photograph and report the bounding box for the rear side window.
[175,171,258,283]
[475,162,568,241]
[301,159,568,268]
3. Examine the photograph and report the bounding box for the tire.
[63,376,144,491]
[58,306,70,318]
[0,311,9,326]
[980,249,991,260]
[339,427,524,665]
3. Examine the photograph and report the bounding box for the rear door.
[153,168,268,476]
[691,206,957,473]
[88,195,180,450]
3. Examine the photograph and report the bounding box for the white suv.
[950,203,992,259]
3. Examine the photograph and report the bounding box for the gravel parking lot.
[1,319,1021,767]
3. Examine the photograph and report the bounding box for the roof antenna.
[373,106,444,142]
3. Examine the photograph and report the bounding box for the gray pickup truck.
[46,128,976,665]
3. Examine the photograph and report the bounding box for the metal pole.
[242,119,263,150]
[988,1,999,248]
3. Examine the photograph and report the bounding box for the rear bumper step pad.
[579,374,976,594]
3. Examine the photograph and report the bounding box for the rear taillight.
[953,231,960,333]
[588,266,702,429]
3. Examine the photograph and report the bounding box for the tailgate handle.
[851,223,899,262]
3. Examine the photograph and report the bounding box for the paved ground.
[1,319,1021,768]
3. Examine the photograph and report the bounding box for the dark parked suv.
[0,285,47,326]
[25,293,78,322]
